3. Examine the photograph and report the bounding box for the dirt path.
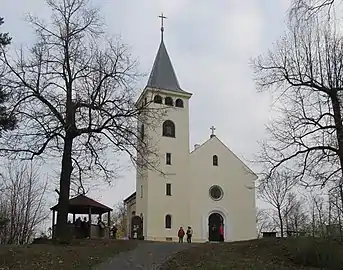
[93,242,196,270]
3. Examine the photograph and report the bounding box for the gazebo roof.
[50,194,113,215]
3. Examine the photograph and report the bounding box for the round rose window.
[209,185,223,201]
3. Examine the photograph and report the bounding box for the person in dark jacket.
[178,227,185,243]
[186,226,193,243]
[111,224,118,239]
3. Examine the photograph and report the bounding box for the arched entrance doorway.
[131,215,143,240]
[208,212,224,241]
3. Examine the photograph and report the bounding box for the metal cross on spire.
[158,12,167,41]
[210,126,216,136]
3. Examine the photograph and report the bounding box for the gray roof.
[146,40,184,92]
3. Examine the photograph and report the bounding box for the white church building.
[124,17,257,243]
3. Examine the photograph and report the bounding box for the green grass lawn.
[0,239,137,270]
[162,237,343,269]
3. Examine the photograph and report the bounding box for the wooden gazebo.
[50,194,113,239]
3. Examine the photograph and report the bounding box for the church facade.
[124,21,257,243]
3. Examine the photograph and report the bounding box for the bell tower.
[135,13,193,241]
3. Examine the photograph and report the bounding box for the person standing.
[133,225,138,239]
[186,226,193,243]
[219,223,224,242]
[81,217,88,238]
[75,217,82,228]
[111,224,118,239]
[178,227,185,243]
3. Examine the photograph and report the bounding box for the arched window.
[175,98,184,108]
[165,97,173,106]
[165,214,172,229]
[213,155,218,166]
[154,95,162,104]
[162,120,175,137]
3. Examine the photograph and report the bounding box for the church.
[123,15,257,243]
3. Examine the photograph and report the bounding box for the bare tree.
[289,0,343,22]
[0,0,162,242]
[253,6,343,208]
[305,191,332,237]
[0,160,48,244]
[291,0,336,15]
[282,193,308,235]
[258,171,296,237]
[111,202,127,238]
[327,186,343,237]
[0,17,10,48]
[0,17,16,132]
[256,208,273,238]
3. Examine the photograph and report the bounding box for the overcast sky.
[1,0,291,219]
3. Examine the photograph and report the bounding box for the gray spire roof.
[146,40,184,92]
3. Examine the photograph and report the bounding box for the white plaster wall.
[135,154,148,237]
[189,136,257,242]
[136,88,192,241]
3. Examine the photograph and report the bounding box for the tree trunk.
[328,195,332,235]
[312,208,315,238]
[55,135,73,242]
[339,185,343,240]
[330,93,343,214]
[277,206,284,238]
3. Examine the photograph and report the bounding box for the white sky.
[1,0,292,228]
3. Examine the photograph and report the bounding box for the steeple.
[146,13,184,93]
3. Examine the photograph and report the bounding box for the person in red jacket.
[219,223,224,242]
[178,227,185,243]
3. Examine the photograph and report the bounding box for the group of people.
[177,226,193,243]
[211,223,224,242]
[67,216,119,239]
[177,223,225,243]
[71,216,111,238]
[73,217,90,238]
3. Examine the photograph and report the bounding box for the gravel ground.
[93,242,196,270]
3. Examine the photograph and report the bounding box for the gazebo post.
[88,207,92,238]
[107,212,111,240]
[107,211,110,227]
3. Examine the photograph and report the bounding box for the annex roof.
[123,192,136,204]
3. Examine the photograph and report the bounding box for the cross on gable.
[210,126,216,135]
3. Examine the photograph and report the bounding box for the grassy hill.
[1,237,342,269]
[162,237,343,269]
[0,239,137,270]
